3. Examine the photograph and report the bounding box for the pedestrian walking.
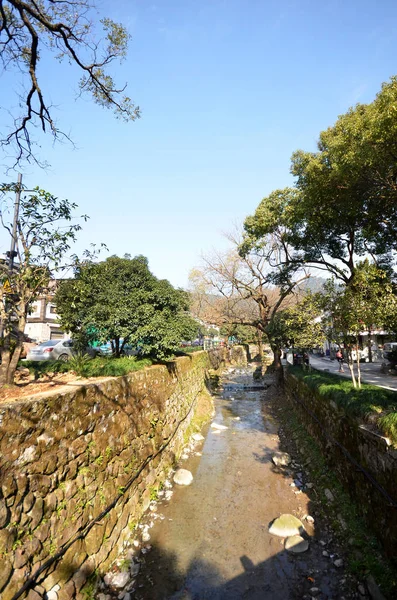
[335,349,344,372]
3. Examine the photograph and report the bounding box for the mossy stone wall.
[285,372,397,558]
[0,350,222,600]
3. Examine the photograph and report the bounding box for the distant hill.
[301,276,327,293]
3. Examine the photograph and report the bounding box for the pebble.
[334,558,344,568]
[325,488,334,502]
[306,482,314,489]
[192,433,205,441]
[306,515,314,523]
[310,588,321,597]
[358,584,366,596]
[322,551,330,557]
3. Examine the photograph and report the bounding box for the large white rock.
[268,514,305,537]
[272,452,291,467]
[173,469,193,486]
[104,571,130,589]
[285,535,309,553]
[192,433,205,441]
[211,422,228,430]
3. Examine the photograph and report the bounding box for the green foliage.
[55,255,198,360]
[0,186,90,386]
[323,262,397,341]
[23,360,70,379]
[289,366,397,444]
[266,292,325,351]
[23,355,152,379]
[241,77,397,285]
[220,323,257,343]
[66,352,93,376]
[77,356,153,377]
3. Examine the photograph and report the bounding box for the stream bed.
[103,366,359,600]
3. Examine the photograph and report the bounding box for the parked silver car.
[26,339,75,362]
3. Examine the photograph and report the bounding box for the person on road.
[335,349,344,372]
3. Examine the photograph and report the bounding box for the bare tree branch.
[0,0,140,166]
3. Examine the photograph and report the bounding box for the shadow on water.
[127,542,321,600]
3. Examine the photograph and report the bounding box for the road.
[307,355,397,392]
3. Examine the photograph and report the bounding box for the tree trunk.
[367,331,373,363]
[356,339,361,389]
[271,344,284,386]
[257,329,263,361]
[7,344,23,384]
[346,347,357,388]
[0,316,27,386]
[0,345,11,386]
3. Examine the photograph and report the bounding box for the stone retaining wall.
[285,372,397,558]
[0,349,236,600]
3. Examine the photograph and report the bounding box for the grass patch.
[23,356,153,378]
[175,346,204,354]
[288,365,397,443]
[277,397,397,598]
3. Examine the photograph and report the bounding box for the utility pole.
[8,173,22,273]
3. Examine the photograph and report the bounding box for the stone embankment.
[285,372,397,558]
[0,346,247,600]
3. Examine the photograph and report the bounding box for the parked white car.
[26,339,75,362]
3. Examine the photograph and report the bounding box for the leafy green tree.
[242,78,397,285]
[219,323,257,344]
[0,185,87,385]
[0,0,140,166]
[55,255,198,359]
[322,262,397,388]
[266,292,325,362]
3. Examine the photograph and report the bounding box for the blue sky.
[1,0,397,288]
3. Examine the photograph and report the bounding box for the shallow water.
[131,367,338,599]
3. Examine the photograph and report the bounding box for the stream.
[103,366,356,600]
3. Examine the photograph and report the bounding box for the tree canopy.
[0,185,87,385]
[242,77,397,284]
[0,0,140,166]
[55,255,198,359]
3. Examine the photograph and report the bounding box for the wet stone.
[272,452,291,467]
[334,558,344,568]
[211,422,228,430]
[285,535,309,553]
[173,469,193,486]
[310,588,321,597]
[104,571,130,589]
[269,514,305,537]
